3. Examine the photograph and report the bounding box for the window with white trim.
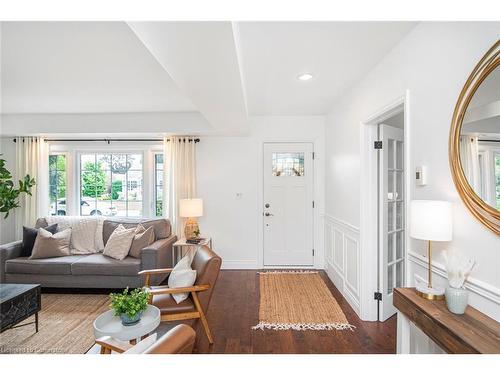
[49,154,67,215]
[79,153,143,217]
[154,153,164,217]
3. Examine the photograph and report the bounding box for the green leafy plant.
[81,161,106,198]
[109,288,151,319]
[0,156,36,219]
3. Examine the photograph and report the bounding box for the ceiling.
[1,22,196,114]
[1,21,417,132]
[237,22,416,115]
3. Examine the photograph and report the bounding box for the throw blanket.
[45,216,105,254]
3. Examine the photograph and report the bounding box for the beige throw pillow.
[129,224,155,258]
[29,228,72,259]
[102,224,136,260]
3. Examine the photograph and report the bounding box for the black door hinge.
[312,249,315,256]
[312,152,315,160]
[374,141,383,150]
[374,292,382,301]
[312,201,315,208]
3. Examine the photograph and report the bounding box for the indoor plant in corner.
[0,156,36,219]
[110,288,151,326]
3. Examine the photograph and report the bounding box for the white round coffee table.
[94,305,161,342]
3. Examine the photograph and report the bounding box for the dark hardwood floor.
[88,270,396,354]
[179,270,396,354]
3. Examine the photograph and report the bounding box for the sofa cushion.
[21,223,58,257]
[149,286,195,314]
[5,255,85,275]
[71,253,141,276]
[45,216,103,254]
[103,218,171,245]
[30,228,72,259]
[129,224,155,258]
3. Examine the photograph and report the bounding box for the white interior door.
[263,143,314,266]
[379,124,405,321]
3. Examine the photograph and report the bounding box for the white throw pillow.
[102,224,136,260]
[168,255,197,304]
[45,216,102,254]
[123,333,157,354]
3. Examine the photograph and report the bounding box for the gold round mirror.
[450,40,500,235]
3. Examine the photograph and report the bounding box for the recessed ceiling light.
[297,73,314,81]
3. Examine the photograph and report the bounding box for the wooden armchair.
[138,245,222,345]
[97,324,196,354]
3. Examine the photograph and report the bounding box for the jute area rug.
[252,271,355,331]
[0,294,110,354]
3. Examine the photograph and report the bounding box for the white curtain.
[163,136,197,238]
[15,137,49,239]
[459,135,481,194]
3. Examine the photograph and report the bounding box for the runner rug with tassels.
[252,271,355,331]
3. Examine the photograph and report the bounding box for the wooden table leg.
[129,338,137,345]
[141,334,149,340]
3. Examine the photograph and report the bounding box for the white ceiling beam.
[127,21,248,133]
[0,112,211,136]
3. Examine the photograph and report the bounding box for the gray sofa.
[0,217,176,289]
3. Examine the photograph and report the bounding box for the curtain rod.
[13,138,200,143]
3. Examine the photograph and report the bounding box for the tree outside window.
[49,154,67,215]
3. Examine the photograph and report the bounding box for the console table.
[394,287,500,354]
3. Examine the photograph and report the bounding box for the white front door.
[378,124,405,321]
[263,143,314,266]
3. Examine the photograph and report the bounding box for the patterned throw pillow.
[102,224,136,260]
[29,228,72,259]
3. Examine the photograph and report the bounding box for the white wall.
[325,22,500,321]
[197,116,325,269]
[0,112,211,136]
[0,115,326,271]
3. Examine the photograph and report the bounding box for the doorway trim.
[359,90,411,321]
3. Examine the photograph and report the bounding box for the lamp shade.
[179,198,203,218]
[410,200,452,241]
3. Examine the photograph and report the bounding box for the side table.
[93,305,160,350]
[172,237,212,265]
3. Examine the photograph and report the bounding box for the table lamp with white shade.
[410,200,453,300]
[179,198,203,239]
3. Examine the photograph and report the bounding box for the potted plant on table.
[110,288,151,326]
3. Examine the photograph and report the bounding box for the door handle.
[264,212,274,217]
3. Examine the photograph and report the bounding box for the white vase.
[445,287,468,314]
